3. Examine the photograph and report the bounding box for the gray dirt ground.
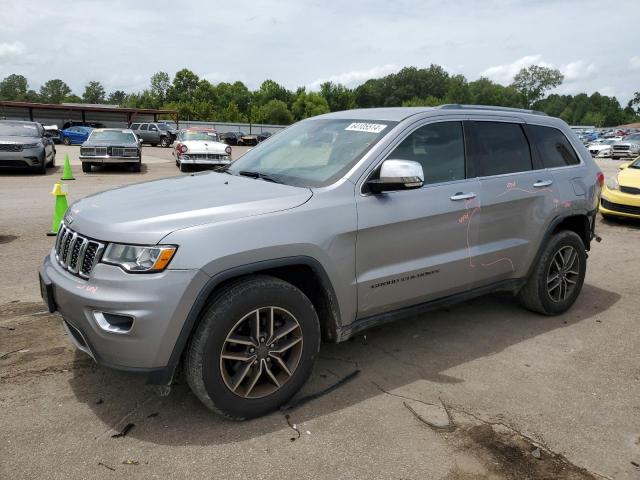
[1,146,639,479]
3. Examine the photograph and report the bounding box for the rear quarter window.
[130,123,140,130]
[528,124,580,168]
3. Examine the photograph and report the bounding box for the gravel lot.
[1,147,639,479]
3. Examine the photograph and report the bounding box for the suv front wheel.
[160,136,171,148]
[518,230,587,315]
[185,275,321,419]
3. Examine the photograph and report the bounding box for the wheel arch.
[160,256,342,383]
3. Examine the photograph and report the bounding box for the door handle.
[450,192,476,201]
[533,180,553,188]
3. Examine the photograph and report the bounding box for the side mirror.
[366,159,424,194]
[619,163,630,170]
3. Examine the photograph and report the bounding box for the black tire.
[81,162,91,173]
[36,157,47,175]
[160,136,171,148]
[185,275,321,419]
[132,161,141,173]
[518,230,586,315]
[179,162,188,172]
[151,143,158,147]
[62,137,71,145]
[48,151,56,168]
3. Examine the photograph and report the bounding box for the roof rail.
[438,104,548,116]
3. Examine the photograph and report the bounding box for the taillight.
[225,146,232,155]
[596,171,604,187]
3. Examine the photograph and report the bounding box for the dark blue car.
[60,126,93,145]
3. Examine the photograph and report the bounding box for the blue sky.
[1,0,638,103]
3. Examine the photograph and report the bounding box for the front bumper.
[600,187,640,218]
[40,251,210,380]
[79,155,140,164]
[178,156,231,166]
[0,147,45,168]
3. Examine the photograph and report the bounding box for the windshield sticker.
[345,123,387,134]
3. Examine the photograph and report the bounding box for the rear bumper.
[39,252,210,383]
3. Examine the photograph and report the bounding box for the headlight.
[22,142,42,149]
[606,175,619,191]
[102,244,177,273]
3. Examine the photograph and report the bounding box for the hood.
[81,140,138,147]
[0,135,41,144]
[67,172,312,244]
[619,166,640,187]
[182,140,227,153]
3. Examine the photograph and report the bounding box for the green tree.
[168,69,200,103]
[107,90,127,105]
[82,81,106,103]
[255,99,293,125]
[39,79,72,104]
[150,71,170,107]
[0,74,29,100]
[221,101,247,122]
[319,82,354,112]
[291,91,330,120]
[511,65,564,108]
[254,79,292,107]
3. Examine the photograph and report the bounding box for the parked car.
[40,105,602,419]
[61,121,106,130]
[60,126,93,145]
[239,133,259,146]
[43,124,62,144]
[600,157,640,219]
[587,139,618,157]
[220,131,246,146]
[611,133,640,160]
[0,120,56,174]
[257,131,273,142]
[129,122,177,147]
[173,128,232,172]
[79,128,142,173]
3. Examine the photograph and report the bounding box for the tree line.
[1,65,639,127]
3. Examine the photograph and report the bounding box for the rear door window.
[470,122,532,176]
[140,124,148,131]
[528,125,581,168]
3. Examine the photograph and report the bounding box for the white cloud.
[307,64,399,90]
[0,41,25,58]
[480,55,551,83]
[481,55,597,85]
[597,86,616,97]
[629,56,640,71]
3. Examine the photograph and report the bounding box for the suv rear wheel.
[518,230,586,315]
[185,275,320,419]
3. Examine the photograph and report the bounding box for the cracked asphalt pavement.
[1,147,639,479]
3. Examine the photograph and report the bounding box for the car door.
[139,124,150,142]
[148,124,160,143]
[67,127,80,143]
[466,119,559,285]
[355,119,482,318]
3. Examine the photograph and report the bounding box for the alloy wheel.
[546,246,580,302]
[219,306,303,399]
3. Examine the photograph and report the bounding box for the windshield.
[630,158,640,168]
[623,133,640,141]
[89,130,136,143]
[182,131,219,141]
[227,119,395,187]
[0,122,41,137]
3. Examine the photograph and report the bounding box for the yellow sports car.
[600,157,640,219]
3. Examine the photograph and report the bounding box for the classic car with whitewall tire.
[79,129,142,173]
[0,120,56,174]
[40,105,602,419]
[173,128,232,172]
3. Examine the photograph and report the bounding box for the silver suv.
[39,105,603,419]
[129,122,177,147]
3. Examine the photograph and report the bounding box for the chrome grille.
[111,147,124,156]
[182,153,226,160]
[54,224,105,278]
[80,147,95,156]
[613,145,630,151]
[95,147,107,156]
